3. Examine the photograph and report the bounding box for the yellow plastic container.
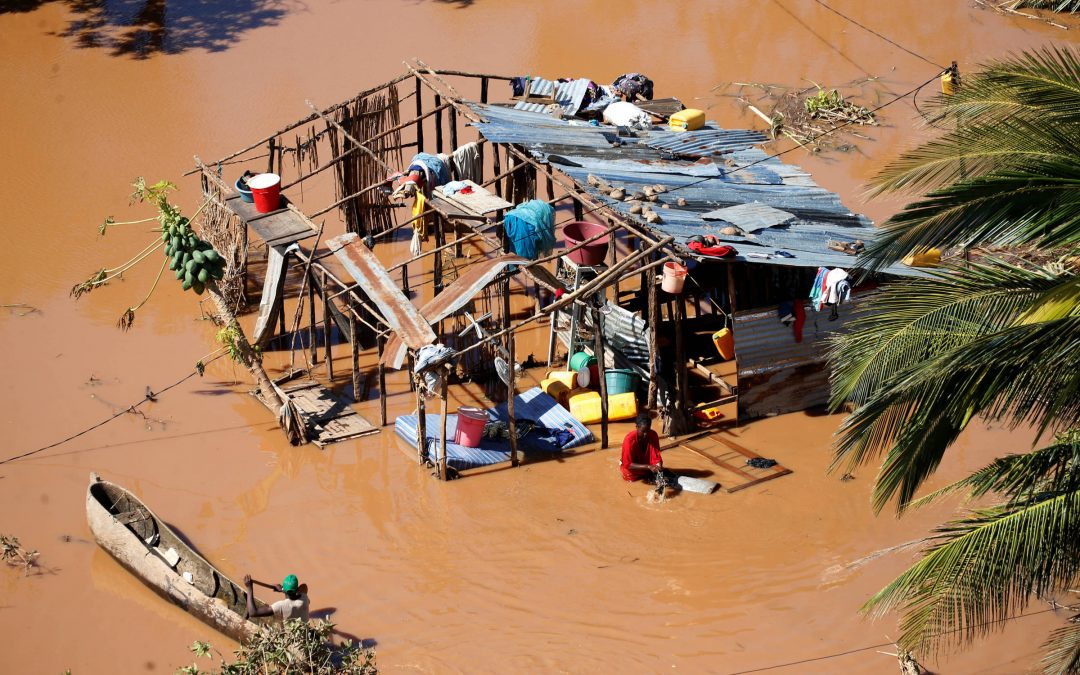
[541,378,571,406]
[669,108,706,132]
[568,389,638,424]
[713,328,735,361]
[545,370,578,389]
[903,248,941,268]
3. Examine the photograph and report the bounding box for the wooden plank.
[225,194,317,246]
[429,194,486,221]
[436,180,514,215]
[726,468,793,493]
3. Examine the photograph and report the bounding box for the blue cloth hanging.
[504,200,556,260]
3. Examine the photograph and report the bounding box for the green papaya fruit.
[185,259,198,273]
[168,257,178,272]
[197,267,209,284]
[192,280,205,295]
[181,251,192,265]
[184,269,194,285]
[160,230,169,243]
[172,250,183,267]
[186,235,197,249]
[181,278,193,291]
[175,268,185,280]
[170,235,181,250]
[203,249,220,263]
[192,250,206,265]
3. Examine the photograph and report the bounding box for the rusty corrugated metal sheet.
[733,293,874,419]
[382,254,528,369]
[326,233,436,353]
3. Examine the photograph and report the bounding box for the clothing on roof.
[504,199,555,260]
[612,73,654,102]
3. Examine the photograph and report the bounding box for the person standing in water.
[620,415,663,481]
[243,573,310,623]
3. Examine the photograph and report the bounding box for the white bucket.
[662,262,688,294]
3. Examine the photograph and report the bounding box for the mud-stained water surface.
[2,2,1078,673]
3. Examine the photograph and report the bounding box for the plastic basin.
[235,176,254,203]
[605,369,640,395]
[563,221,609,266]
[569,351,596,373]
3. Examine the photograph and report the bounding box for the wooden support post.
[726,263,738,314]
[671,293,689,435]
[573,200,583,222]
[350,305,361,402]
[647,255,659,410]
[545,165,555,200]
[308,270,318,365]
[415,77,424,152]
[277,295,287,345]
[416,388,428,465]
[438,370,449,480]
[322,269,334,381]
[610,230,620,303]
[478,77,488,172]
[434,94,444,154]
[267,138,276,174]
[402,260,410,294]
[377,332,388,426]
[433,212,444,295]
[508,324,519,467]
[492,144,502,198]
[449,106,458,154]
[593,307,610,449]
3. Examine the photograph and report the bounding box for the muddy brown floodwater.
[2,1,1078,673]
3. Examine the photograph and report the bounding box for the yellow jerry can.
[903,248,942,268]
[669,108,706,132]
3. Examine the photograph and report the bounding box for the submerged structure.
[190,60,923,479]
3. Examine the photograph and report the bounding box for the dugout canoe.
[86,472,266,642]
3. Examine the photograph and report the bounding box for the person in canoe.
[620,415,664,482]
[243,573,310,623]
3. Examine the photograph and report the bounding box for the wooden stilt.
[573,200,583,221]
[377,332,388,426]
[322,269,333,381]
[478,77,488,175]
[671,293,689,434]
[492,145,502,198]
[414,77,424,152]
[438,370,449,480]
[610,229,620,303]
[416,387,428,465]
[448,106,458,154]
[308,270,318,365]
[433,212,444,295]
[434,94,444,154]
[647,255,659,410]
[350,305,361,402]
[508,327,519,467]
[593,307,609,449]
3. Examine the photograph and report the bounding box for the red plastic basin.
[562,221,610,266]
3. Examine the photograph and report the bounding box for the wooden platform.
[281,380,379,448]
[665,430,791,493]
[226,194,318,247]
[434,180,514,216]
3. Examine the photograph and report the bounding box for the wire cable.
[811,0,945,70]
[725,607,1059,674]
[0,353,227,466]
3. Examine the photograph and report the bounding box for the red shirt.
[620,429,662,481]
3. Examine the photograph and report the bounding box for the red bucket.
[248,173,281,213]
[454,407,489,448]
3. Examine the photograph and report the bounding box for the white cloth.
[414,343,454,398]
[450,142,482,183]
[823,268,850,305]
[271,593,310,623]
[602,101,651,129]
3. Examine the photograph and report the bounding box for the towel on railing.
[504,200,555,260]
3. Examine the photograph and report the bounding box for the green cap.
[281,574,299,592]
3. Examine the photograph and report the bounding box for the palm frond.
[835,315,1080,511]
[864,488,1080,654]
[830,260,1066,408]
[1042,620,1080,675]
[908,436,1080,510]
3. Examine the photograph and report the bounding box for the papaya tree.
[72,178,282,411]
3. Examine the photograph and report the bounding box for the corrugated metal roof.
[512,78,593,117]
[732,293,872,418]
[701,202,796,232]
[644,127,768,157]
[327,233,437,353]
[467,103,928,278]
[382,254,528,369]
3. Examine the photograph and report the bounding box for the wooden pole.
[415,76,424,153]
[508,324,519,467]
[308,270,318,365]
[726,263,739,314]
[434,94,444,154]
[492,144,502,198]
[593,307,609,449]
[416,387,428,465]
[449,106,458,154]
[377,332,388,426]
[433,211,444,295]
[350,304,361,402]
[478,77,488,173]
[322,269,334,381]
[672,293,689,434]
[647,256,659,410]
[439,370,449,480]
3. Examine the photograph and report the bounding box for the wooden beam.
[594,307,609,449]
[350,304,361,402]
[438,370,449,480]
[647,252,659,410]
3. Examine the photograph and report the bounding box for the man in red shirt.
[620,415,663,481]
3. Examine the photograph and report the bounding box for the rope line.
[811,0,946,70]
[726,607,1059,674]
[0,353,226,466]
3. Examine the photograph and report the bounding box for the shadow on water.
[2,0,296,58]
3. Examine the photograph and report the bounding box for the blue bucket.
[235,176,254,203]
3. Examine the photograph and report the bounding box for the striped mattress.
[394,387,594,471]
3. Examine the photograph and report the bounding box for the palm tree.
[829,47,1080,673]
